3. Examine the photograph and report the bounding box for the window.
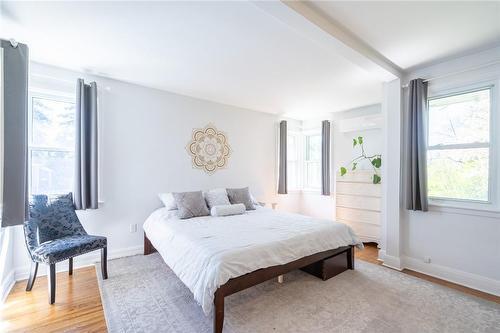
[287,133,299,190]
[286,130,322,191]
[304,134,321,189]
[28,93,76,195]
[427,87,492,202]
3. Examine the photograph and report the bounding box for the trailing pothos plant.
[340,136,382,184]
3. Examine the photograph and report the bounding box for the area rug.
[96,254,500,333]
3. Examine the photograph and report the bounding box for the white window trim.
[28,89,76,196]
[426,80,499,213]
[286,127,322,193]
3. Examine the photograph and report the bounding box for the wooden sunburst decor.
[186,124,231,174]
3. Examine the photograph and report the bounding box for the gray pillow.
[172,191,209,219]
[226,187,256,210]
[204,188,230,209]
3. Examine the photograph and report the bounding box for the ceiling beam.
[253,1,402,82]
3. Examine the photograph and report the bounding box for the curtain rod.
[401,59,500,88]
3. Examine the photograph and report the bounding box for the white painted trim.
[0,270,15,304]
[402,255,500,297]
[428,204,500,219]
[14,245,143,281]
[378,249,403,271]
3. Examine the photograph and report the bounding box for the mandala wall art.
[186,124,231,174]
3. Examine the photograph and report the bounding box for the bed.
[143,206,362,333]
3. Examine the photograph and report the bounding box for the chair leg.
[48,264,56,304]
[26,262,39,291]
[69,257,73,275]
[101,247,108,280]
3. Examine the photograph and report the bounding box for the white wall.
[400,47,500,294]
[10,62,280,280]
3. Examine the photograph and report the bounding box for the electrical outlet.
[129,224,137,233]
[423,257,431,264]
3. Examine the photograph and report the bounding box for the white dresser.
[336,170,381,244]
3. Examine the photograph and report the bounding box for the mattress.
[143,206,362,314]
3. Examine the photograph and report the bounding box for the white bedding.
[143,206,362,314]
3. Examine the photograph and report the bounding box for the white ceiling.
[2,2,499,119]
[0,1,383,119]
[311,1,500,70]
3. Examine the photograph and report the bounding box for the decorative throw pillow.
[204,188,230,209]
[158,193,177,210]
[226,187,256,210]
[172,191,210,219]
[210,203,246,217]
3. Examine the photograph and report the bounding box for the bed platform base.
[143,233,354,333]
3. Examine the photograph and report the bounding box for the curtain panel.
[1,39,29,227]
[277,120,287,194]
[321,120,331,196]
[74,79,99,210]
[405,78,428,211]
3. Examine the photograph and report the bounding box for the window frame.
[303,131,321,191]
[286,130,302,192]
[426,81,498,211]
[27,89,76,196]
[285,127,322,193]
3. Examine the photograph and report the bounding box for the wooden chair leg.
[26,262,39,291]
[48,263,56,304]
[214,290,224,333]
[101,247,108,280]
[69,257,73,275]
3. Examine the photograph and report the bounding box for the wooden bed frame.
[144,234,354,333]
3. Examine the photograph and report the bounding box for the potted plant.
[340,136,381,184]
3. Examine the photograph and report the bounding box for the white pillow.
[210,203,246,217]
[204,188,230,209]
[158,192,177,210]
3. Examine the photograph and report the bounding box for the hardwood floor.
[0,266,106,333]
[1,245,498,332]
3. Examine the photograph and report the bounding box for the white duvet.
[143,206,362,314]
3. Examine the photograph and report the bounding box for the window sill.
[428,204,500,219]
[280,189,323,195]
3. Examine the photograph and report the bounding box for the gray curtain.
[277,120,287,194]
[74,79,98,210]
[405,78,428,211]
[1,40,29,227]
[321,120,331,196]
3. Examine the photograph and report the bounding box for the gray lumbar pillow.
[172,191,210,219]
[226,187,256,210]
[204,188,230,209]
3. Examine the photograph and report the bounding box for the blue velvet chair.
[23,193,108,304]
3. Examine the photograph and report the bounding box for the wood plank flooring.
[0,266,106,333]
[1,244,498,332]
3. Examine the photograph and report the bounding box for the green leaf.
[340,167,347,176]
[352,162,357,171]
[357,136,363,145]
[373,174,381,184]
[371,157,382,168]
[352,138,357,147]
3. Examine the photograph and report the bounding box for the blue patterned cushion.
[29,193,87,243]
[31,235,107,264]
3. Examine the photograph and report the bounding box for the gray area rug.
[96,254,500,333]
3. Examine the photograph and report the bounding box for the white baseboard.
[402,255,500,297]
[1,270,15,304]
[378,250,403,271]
[14,245,143,281]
